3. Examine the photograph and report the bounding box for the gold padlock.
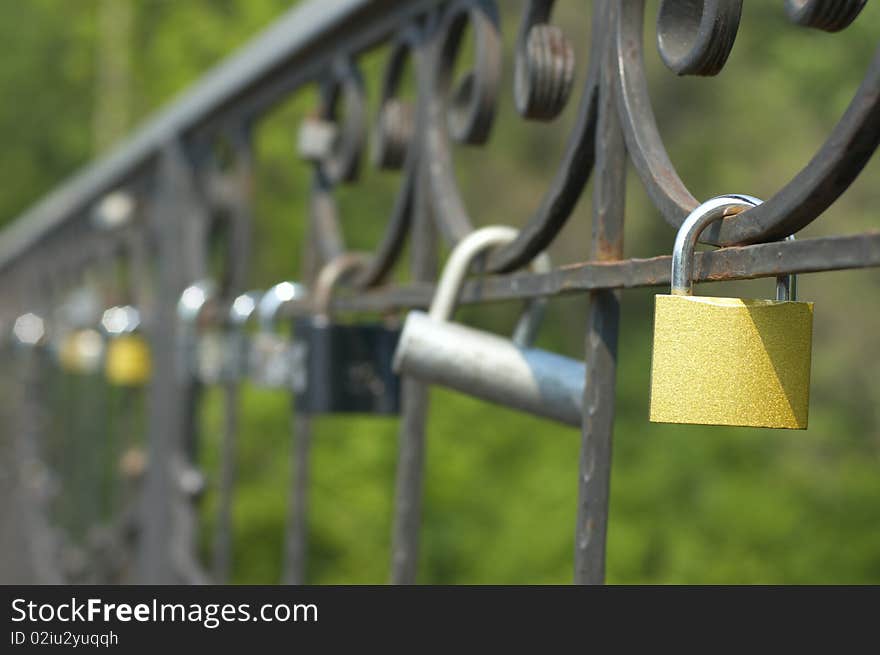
[102,305,152,386]
[58,329,105,374]
[650,195,813,429]
[105,335,152,386]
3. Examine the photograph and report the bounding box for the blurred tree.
[94,0,133,152]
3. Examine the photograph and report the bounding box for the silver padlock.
[393,225,586,426]
[250,281,308,389]
[177,279,256,385]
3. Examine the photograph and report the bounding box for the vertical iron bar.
[10,336,64,583]
[117,226,151,583]
[212,126,254,584]
[573,0,626,585]
[213,380,239,582]
[390,26,436,581]
[138,141,208,584]
[282,412,312,584]
[389,375,432,583]
[280,134,332,586]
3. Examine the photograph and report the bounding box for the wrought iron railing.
[0,0,878,584]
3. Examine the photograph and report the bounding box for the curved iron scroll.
[299,0,880,278]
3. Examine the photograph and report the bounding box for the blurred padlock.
[102,305,152,387]
[177,279,219,383]
[196,331,227,385]
[58,328,105,374]
[393,226,585,426]
[250,282,308,389]
[297,116,339,162]
[649,195,813,429]
[53,286,105,374]
[224,290,262,381]
[178,280,261,385]
[294,253,401,415]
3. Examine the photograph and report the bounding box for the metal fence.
[0,0,878,584]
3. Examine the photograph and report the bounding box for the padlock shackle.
[257,281,308,332]
[229,290,262,329]
[672,195,798,299]
[312,252,372,320]
[100,304,141,336]
[429,227,551,339]
[672,195,760,296]
[775,235,797,301]
[177,279,217,326]
[430,227,517,320]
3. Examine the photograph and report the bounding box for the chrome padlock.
[649,195,813,429]
[250,282,308,389]
[102,305,152,387]
[293,253,401,415]
[393,226,585,426]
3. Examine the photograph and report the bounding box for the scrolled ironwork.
[656,0,742,76]
[434,0,502,146]
[785,0,867,31]
[514,0,576,121]
[374,36,416,174]
[316,58,367,185]
[615,0,880,246]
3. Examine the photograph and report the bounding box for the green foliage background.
[2,0,880,583]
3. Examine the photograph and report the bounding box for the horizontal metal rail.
[333,231,880,311]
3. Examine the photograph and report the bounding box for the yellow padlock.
[105,334,152,386]
[101,305,152,386]
[649,195,813,429]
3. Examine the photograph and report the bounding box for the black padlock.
[294,253,401,415]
